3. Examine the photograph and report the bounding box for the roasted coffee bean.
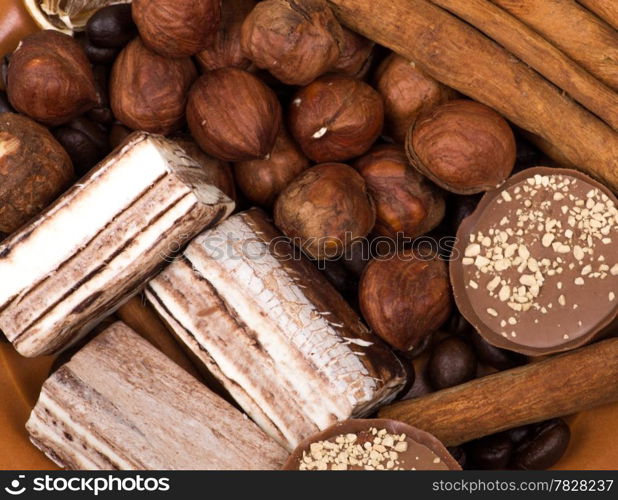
[447,446,467,469]
[466,433,513,470]
[409,330,435,359]
[469,331,527,370]
[78,33,119,65]
[343,239,372,277]
[444,312,473,336]
[87,4,136,49]
[55,127,104,175]
[427,336,477,390]
[70,116,110,153]
[87,66,115,125]
[0,90,13,113]
[507,424,532,446]
[511,419,570,470]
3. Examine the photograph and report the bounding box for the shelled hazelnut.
[110,38,197,135]
[132,0,221,58]
[174,136,236,201]
[374,54,455,144]
[359,250,452,351]
[274,163,375,260]
[187,68,281,162]
[355,144,445,239]
[7,30,99,126]
[196,0,255,72]
[289,75,384,162]
[0,112,74,233]
[234,128,309,207]
[240,0,344,85]
[329,27,374,78]
[406,100,516,194]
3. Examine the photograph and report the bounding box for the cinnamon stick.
[577,0,618,30]
[489,0,618,90]
[327,0,618,192]
[428,0,618,131]
[378,338,618,446]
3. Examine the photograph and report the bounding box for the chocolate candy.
[427,337,477,390]
[451,167,618,355]
[283,419,461,470]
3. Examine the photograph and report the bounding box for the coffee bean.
[466,433,513,470]
[69,116,109,153]
[55,125,107,176]
[507,424,532,446]
[447,446,467,469]
[86,4,136,49]
[469,331,528,370]
[319,258,358,298]
[78,33,119,65]
[511,419,570,470]
[427,336,477,390]
[87,66,115,125]
[444,312,473,336]
[0,56,9,91]
[0,90,13,114]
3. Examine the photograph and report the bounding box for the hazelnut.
[406,100,516,194]
[7,30,99,126]
[240,0,344,86]
[274,163,375,260]
[174,136,237,201]
[355,144,445,239]
[234,128,310,207]
[132,0,221,58]
[186,68,282,162]
[359,250,452,351]
[110,38,197,135]
[0,112,74,233]
[196,0,255,72]
[374,54,456,144]
[329,27,374,78]
[289,75,384,163]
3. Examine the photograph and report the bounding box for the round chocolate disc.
[283,418,461,470]
[450,167,618,356]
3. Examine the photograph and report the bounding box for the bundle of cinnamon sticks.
[327,0,618,192]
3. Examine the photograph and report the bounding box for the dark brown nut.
[86,4,136,49]
[187,68,282,162]
[240,0,344,86]
[511,419,570,470]
[329,27,374,78]
[174,136,236,201]
[234,128,309,207]
[375,54,455,144]
[7,31,99,126]
[78,33,119,65]
[274,163,375,260]
[355,144,445,239]
[196,0,255,72]
[359,250,451,351]
[406,100,516,195]
[427,336,477,390]
[469,331,527,371]
[110,38,197,135]
[466,433,513,470]
[0,112,74,233]
[132,0,221,58]
[289,75,384,163]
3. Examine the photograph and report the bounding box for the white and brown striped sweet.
[26,321,287,470]
[145,208,407,450]
[0,132,234,357]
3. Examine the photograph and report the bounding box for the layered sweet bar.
[145,208,407,450]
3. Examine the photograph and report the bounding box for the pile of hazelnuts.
[0,0,567,469]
